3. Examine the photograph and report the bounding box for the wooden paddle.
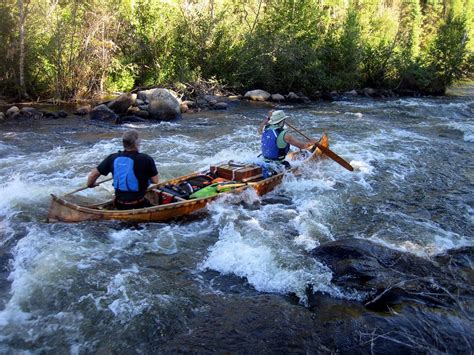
[285,122,354,172]
[64,177,113,196]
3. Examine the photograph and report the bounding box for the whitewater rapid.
[0,92,472,352]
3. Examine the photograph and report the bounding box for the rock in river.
[137,88,181,120]
[305,239,474,353]
[107,93,135,114]
[89,104,119,123]
[244,89,271,101]
[309,238,473,311]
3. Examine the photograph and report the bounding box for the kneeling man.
[87,130,159,210]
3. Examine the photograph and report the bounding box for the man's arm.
[87,168,102,188]
[258,118,269,135]
[150,175,159,184]
[257,110,274,134]
[284,133,317,150]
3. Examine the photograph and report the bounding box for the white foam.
[0,176,48,213]
[350,160,373,174]
[446,120,474,142]
[344,112,363,118]
[106,267,150,321]
[366,211,474,257]
[199,206,359,302]
[199,224,335,300]
[0,221,185,335]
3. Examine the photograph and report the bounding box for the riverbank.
[0,83,452,124]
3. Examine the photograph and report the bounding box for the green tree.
[0,0,17,96]
[426,10,472,93]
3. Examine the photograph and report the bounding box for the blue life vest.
[261,127,290,161]
[113,154,139,192]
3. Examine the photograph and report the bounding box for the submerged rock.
[43,111,59,119]
[213,102,228,110]
[115,115,147,124]
[305,239,474,353]
[344,89,358,96]
[310,239,473,311]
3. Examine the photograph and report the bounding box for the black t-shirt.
[97,150,158,201]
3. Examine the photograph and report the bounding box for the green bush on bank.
[0,0,472,100]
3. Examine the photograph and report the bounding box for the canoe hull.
[48,195,216,223]
[47,172,286,223]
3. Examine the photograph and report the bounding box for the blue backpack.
[113,155,139,191]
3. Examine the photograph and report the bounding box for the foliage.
[427,11,472,92]
[0,0,17,96]
[0,0,472,99]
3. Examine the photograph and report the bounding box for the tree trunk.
[17,0,30,99]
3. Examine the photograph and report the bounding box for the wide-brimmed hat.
[268,110,288,125]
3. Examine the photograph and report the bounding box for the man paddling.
[87,129,159,210]
[258,110,317,168]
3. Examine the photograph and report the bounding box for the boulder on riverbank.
[0,83,432,126]
[138,88,181,120]
[89,104,119,123]
[286,91,310,103]
[271,93,285,102]
[75,105,91,116]
[6,106,20,119]
[20,107,43,119]
[244,89,271,102]
[107,93,136,114]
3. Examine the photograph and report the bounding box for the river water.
[0,89,472,353]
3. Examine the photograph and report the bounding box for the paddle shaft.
[285,122,354,172]
[64,177,113,196]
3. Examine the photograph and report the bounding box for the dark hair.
[122,130,139,150]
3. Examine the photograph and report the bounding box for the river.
[0,89,472,353]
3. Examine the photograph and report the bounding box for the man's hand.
[304,139,319,150]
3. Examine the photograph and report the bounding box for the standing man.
[258,110,317,168]
[87,129,159,210]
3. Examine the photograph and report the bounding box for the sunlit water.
[0,90,472,352]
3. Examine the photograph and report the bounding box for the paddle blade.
[314,143,354,171]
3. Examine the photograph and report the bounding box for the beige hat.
[268,110,288,125]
